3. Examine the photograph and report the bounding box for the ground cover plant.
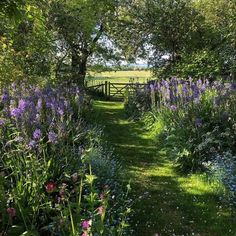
[125,77,236,205]
[0,83,131,236]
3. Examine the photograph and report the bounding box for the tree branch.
[88,23,104,55]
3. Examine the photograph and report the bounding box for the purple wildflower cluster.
[0,83,83,148]
[138,77,236,172]
[1,83,131,235]
[147,77,236,110]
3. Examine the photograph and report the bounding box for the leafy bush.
[0,83,131,235]
[125,77,236,172]
[124,85,151,120]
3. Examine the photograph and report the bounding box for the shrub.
[125,77,236,172]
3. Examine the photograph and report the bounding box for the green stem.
[17,201,28,231]
[78,177,83,213]
[68,202,75,235]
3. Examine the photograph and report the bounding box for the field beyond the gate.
[86,70,153,85]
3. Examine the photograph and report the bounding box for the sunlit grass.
[178,174,224,196]
[92,100,236,236]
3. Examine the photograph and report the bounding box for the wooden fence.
[86,81,147,100]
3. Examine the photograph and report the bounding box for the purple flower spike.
[36,98,43,112]
[1,90,9,103]
[170,105,177,111]
[10,107,22,119]
[18,99,28,112]
[230,83,236,90]
[57,107,64,116]
[197,79,203,87]
[150,84,154,90]
[48,131,58,143]
[28,140,37,149]
[33,128,42,140]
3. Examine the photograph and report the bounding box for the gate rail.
[86,81,147,100]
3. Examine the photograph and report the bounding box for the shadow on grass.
[92,100,236,236]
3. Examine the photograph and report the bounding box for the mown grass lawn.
[92,100,236,236]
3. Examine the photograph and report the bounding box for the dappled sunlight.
[178,175,223,196]
[93,100,236,236]
[115,143,156,150]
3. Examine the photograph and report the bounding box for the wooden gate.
[86,81,147,100]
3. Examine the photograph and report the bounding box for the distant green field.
[86,70,153,86]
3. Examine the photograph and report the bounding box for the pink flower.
[81,233,88,236]
[7,207,16,218]
[45,181,56,193]
[82,220,90,230]
[97,206,104,216]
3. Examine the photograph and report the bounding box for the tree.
[126,0,236,80]
[49,0,119,86]
[194,0,236,79]
[0,0,52,84]
[136,0,208,77]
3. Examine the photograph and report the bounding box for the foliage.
[126,0,236,79]
[49,0,130,85]
[124,87,151,120]
[156,50,222,79]
[0,0,137,86]
[194,0,236,79]
[125,77,236,172]
[0,1,52,85]
[147,0,205,58]
[1,0,236,84]
[208,151,236,206]
[0,83,131,235]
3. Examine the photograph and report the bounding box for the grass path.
[92,100,236,236]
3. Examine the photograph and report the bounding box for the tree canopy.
[0,0,236,85]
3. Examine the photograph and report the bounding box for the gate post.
[101,82,104,95]
[105,81,107,97]
[108,82,111,100]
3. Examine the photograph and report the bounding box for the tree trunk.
[78,55,88,88]
[71,50,80,83]
[71,50,88,88]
